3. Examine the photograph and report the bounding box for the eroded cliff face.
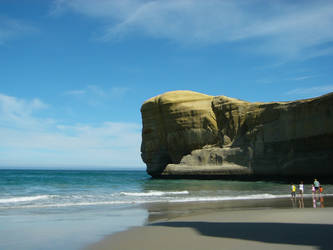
[141,90,333,178]
[141,91,218,176]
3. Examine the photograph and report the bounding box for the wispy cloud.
[86,85,107,97]
[0,93,49,129]
[288,76,315,81]
[53,0,333,60]
[256,75,318,86]
[0,16,37,45]
[285,85,333,97]
[0,93,142,168]
[64,85,130,106]
[64,89,86,96]
[110,87,130,96]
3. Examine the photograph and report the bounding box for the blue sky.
[1,0,333,169]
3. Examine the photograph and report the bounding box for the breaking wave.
[120,191,189,196]
[0,195,51,204]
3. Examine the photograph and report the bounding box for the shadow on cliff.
[152,221,333,249]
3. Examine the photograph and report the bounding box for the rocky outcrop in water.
[141,90,333,178]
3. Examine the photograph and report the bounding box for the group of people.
[290,179,323,199]
[290,179,324,208]
[311,179,324,195]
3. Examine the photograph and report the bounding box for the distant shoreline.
[3,169,333,184]
[0,168,145,171]
[149,174,333,183]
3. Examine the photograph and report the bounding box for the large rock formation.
[141,90,333,178]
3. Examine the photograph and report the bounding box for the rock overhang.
[141,90,333,179]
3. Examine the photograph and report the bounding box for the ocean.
[1,169,332,250]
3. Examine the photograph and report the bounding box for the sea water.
[1,169,333,250]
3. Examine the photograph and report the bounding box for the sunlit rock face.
[141,90,333,178]
[141,91,218,176]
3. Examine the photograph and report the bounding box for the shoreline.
[86,195,333,250]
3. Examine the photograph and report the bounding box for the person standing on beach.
[314,179,320,194]
[291,183,296,199]
[298,181,304,208]
[312,184,315,196]
[299,181,304,197]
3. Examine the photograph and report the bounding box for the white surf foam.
[1,199,163,209]
[2,193,332,210]
[120,191,189,197]
[0,194,288,209]
[0,195,51,204]
[171,194,290,203]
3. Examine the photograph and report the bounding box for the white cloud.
[285,85,333,97]
[0,93,49,129]
[0,93,143,168]
[0,16,37,45]
[53,0,333,59]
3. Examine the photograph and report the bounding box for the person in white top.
[299,181,304,197]
[298,181,305,208]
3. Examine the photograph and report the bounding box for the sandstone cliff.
[141,90,333,178]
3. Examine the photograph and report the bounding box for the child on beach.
[291,183,296,199]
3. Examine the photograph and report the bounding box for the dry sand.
[87,205,333,250]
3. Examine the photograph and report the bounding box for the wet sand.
[87,196,333,250]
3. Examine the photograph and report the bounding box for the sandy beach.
[87,198,333,250]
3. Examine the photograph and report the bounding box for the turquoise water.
[1,170,333,250]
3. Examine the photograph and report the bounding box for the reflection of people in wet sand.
[312,195,325,208]
[319,185,324,208]
[313,196,317,208]
[298,196,304,208]
[320,196,325,208]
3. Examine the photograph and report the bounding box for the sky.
[1,0,333,169]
